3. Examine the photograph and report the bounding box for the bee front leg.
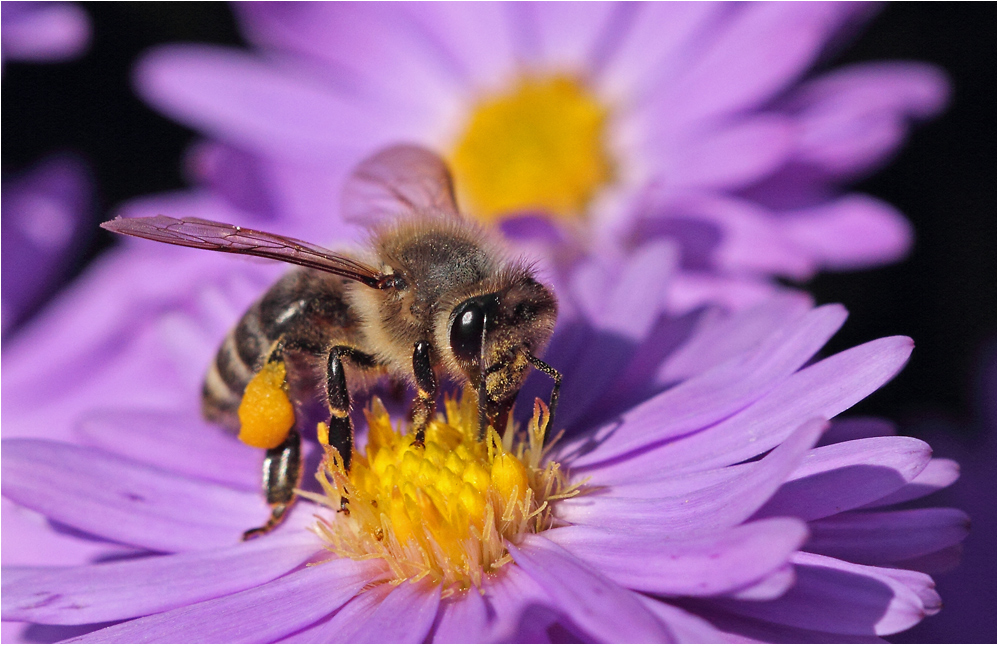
[411,340,438,447]
[528,353,562,442]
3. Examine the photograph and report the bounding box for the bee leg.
[411,340,438,447]
[325,346,377,511]
[528,353,562,442]
[243,428,302,541]
[326,346,376,510]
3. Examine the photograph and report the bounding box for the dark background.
[2,3,994,428]
[1,3,995,643]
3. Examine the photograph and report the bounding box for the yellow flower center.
[450,75,614,222]
[307,391,577,593]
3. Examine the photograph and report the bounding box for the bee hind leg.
[243,428,302,540]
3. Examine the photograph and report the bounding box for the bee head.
[444,271,557,429]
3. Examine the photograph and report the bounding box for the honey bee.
[101,145,561,539]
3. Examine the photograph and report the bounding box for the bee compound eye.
[449,296,496,363]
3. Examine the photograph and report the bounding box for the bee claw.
[242,502,290,541]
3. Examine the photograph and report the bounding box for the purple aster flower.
[1,155,93,335]
[132,2,947,310]
[1,247,967,641]
[1,1,90,65]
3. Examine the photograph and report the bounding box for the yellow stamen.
[237,361,295,449]
[307,390,579,594]
[451,75,614,222]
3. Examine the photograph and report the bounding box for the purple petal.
[551,243,674,428]
[1,497,139,570]
[664,270,786,314]
[477,562,557,643]
[347,580,441,643]
[1,1,90,62]
[860,458,960,508]
[724,564,796,601]
[571,305,846,467]
[431,587,490,644]
[184,140,279,219]
[584,336,913,480]
[568,242,674,340]
[136,45,424,161]
[654,115,794,191]
[711,552,937,636]
[75,409,261,491]
[2,532,320,624]
[67,558,383,643]
[788,62,950,176]
[636,596,746,643]
[2,439,268,551]
[684,604,888,643]
[637,191,818,279]
[399,3,520,92]
[544,517,807,596]
[508,535,670,642]
[781,194,913,270]
[890,545,963,577]
[805,508,970,566]
[280,584,391,643]
[526,2,622,71]
[753,436,933,521]
[562,418,825,536]
[236,3,463,111]
[646,3,864,129]
[876,565,943,613]
[655,292,814,383]
[594,3,727,103]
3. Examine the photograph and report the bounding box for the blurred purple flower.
[1,1,90,65]
[1,155,93,335]
[1,250,967,642]
[132,2,947,310]
[3,1,93,336]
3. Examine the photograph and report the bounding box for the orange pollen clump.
[237,361,295,449]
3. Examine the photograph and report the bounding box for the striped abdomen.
[201,268,360,431]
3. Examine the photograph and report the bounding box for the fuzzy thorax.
[306,391,578,593]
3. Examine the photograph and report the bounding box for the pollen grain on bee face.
[305,390,579,593]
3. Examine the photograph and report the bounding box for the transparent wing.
[341,144,460,226]
[101,216,389,288]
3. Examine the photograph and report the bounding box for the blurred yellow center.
[308,392,576,593]
[451,75,614,222]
